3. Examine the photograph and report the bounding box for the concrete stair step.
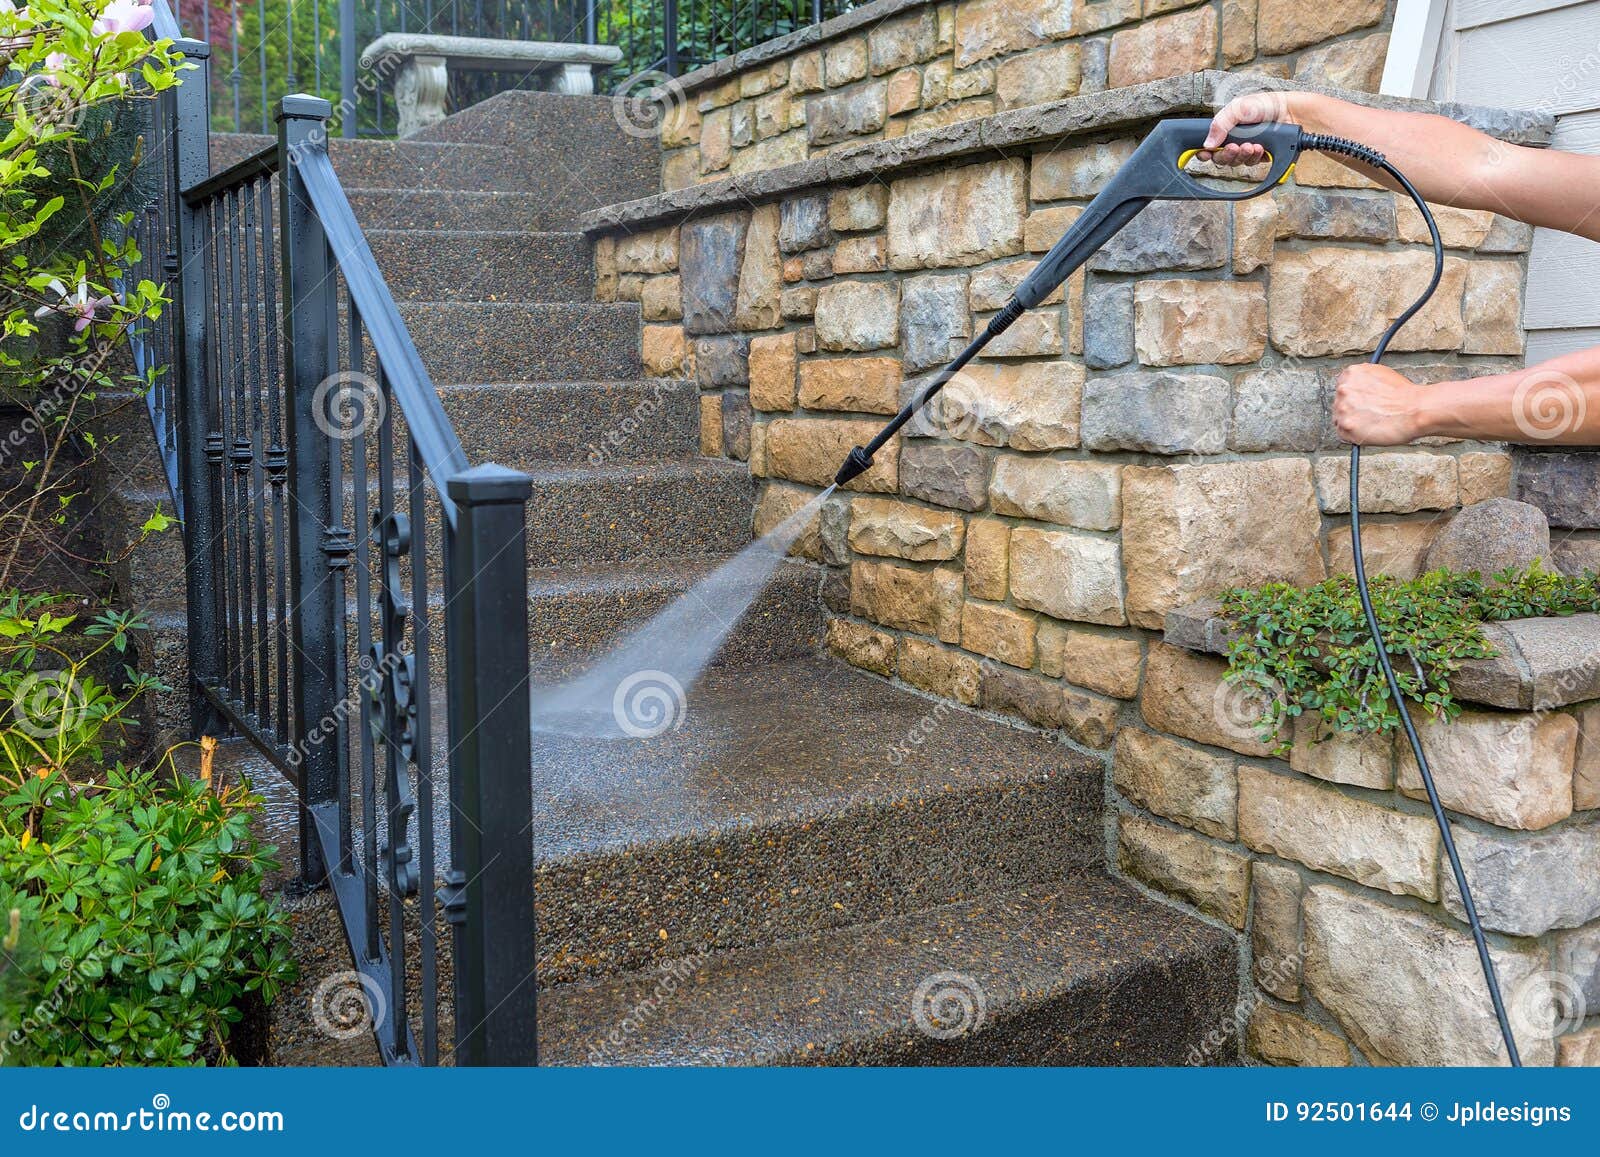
[343,188,553,233]
[405,91,660,224]
[538,873,1238,1065]
[427,379,698,465]
[524,656,1109,985]
[365,229,593,304]
[527,554,822,679]
[520,456,754,567]
[210,133,540,193]
[396,302,640,383]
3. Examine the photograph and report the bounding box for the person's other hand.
[1333,363,1425,445]
[1198,92,1298,167]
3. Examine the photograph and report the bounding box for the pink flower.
[42,51,71,87]
[35,279,117,332]
[92,0,154,36]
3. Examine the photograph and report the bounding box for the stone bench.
[361,33,622,137]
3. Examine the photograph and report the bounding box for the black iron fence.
[184,0,855,136]
[135,3,539,1065]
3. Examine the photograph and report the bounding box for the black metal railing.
[133,5,539,1065]
[183,0,855,137]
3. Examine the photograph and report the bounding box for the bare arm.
[1203,91,1600,242]
[1334,349,1600,445]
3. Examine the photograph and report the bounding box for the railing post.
[278,95,343,888]
[444,464,538,1066]
[170,38,225,739]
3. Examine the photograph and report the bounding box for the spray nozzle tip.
[834,446,873,487]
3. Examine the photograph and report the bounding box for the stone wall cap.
[581,71,1553,235]
[1163,601,1600,711]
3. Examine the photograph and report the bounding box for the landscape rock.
[1423,498,1550,577]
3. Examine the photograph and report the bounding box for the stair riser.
[535,778,1105,987]
[521,467,755,567]
[766,940,1239,1067]
[366,231,594,304]
[208,133,540,193]
[396,303,642,382]
[427,380,699,464]
[344,189,552,232]
[527,560,822,680]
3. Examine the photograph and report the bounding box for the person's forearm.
[1286,92,1600,241]
[1411,347,1600,443]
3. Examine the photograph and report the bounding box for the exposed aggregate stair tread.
[393,301,641,382]
[364,229,593,303]
[538,874,1238,1066]
[430,379,698,463]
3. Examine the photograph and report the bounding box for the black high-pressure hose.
[832,119,1523,1066]
[1302,133,1523,1067]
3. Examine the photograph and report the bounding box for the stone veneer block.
[1554,922,1600,1020]
[1251,859,1305,1002]
[1397,709,1576,831]
[886,158,1026,270]
[1140,642,1276,757]
[1289,714,1394,789]
[765,417,899,491]
[1248,1007,1351,1067]
[1008,526,1126,626]
[980,665,1120,748]
[1113,728,1237,839]
[1117,812,1251,929]
[990,456,1121,530]
[679,211,749,333]
[1518,453,1600,531]
[1269,249,1466,357]
[1121,459,1324,629]
[1238,766,1440,901]
[1573,701,1600,812]
[846,495,964,560]
[1442,815,1600,937]
[1082,370,1231,454]
[1303,885,1553,1066]
[929,362,1083,451]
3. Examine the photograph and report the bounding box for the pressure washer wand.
[833,116,1304,487]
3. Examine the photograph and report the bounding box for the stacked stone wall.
[583,75,1600,1064]
[656,0,1398,191]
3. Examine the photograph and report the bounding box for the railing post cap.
[173,38,210,59]
[277,94,333,123]
[447,463,533,505]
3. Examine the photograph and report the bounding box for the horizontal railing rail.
[130,8,540,1066]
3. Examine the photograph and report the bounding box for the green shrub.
[1218,563,1600,752]
[0,759,295,1065]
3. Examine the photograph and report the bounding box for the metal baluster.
[245,177,272,734]
[351,301,380,957]
[407,438,437,1066]
[263,176,291,743]
[257,2,270,134]
[210,199,238,696]
[288,0,299,93]
[230,0,242,132]
[227,188,257,716]
[374,367,413,1062]
[340,0,356,137]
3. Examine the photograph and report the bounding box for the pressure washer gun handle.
[1013,117,1302,309]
